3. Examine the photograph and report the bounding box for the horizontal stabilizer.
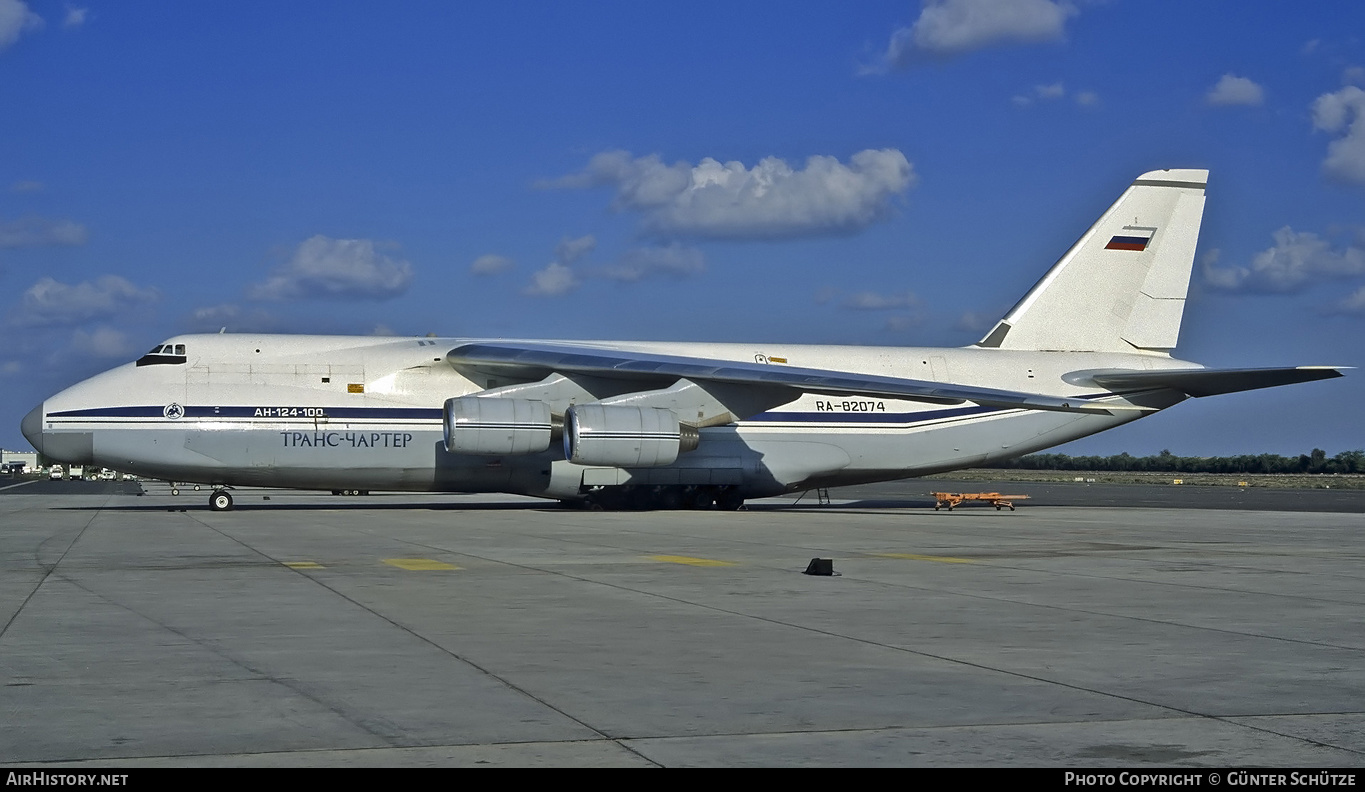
[1089,366,1345,398]
[448,342,1145,415]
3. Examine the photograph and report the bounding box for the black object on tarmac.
[803,558,834,576]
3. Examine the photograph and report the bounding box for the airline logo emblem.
[163,403,184,420]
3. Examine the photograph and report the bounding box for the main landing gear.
[208,489,234,512]
[577,484,745,512]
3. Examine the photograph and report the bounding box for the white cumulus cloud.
[1313,86,1365,186]
[555,234,597,264]
[183,303,284,333]
[0,0,42,52]
[1328,285,1365,315]
[522,234,599,296]
[9,275,159,328]
[841,290,920,310]
[600,244,705,282]
[1203,227,1365,292]
[524,261,578,297]
[68,326,132,359]
[249,235,413,301]
[956,311,995,332]
[883,314,924,332]
[881,0,1076,67]
[0,216,88,248]
[1206,74,1265,107]
[1034,81,1065,99]
[545,149,915,240]
[470,254,514,275]
[1012,81,1065,107]
[63,6,86,28]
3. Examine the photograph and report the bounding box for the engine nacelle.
[444,397,552,455]
[563,404,700,467]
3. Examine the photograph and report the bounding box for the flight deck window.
[136,343,189,367]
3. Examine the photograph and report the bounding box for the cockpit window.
[136,342,189,367]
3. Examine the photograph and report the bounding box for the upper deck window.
[136,343,188,367]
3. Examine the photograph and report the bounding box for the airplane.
[20,169,1345,512]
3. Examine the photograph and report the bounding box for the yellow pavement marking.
[649,555,737,567]
[384,558,461,571]
[283,561,325,569]
[875,553,975,564]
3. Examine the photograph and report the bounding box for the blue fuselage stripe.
[746,405,1000,423]
[50,406,445,420]
[47,403,1014,426]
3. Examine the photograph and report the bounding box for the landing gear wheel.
[715,488,744,511]
[193,484,201,491]
[656,487,683,510]
[596,490,627,511]
[624,487,653,511]
[686,487,714,510]
[171,488,179,496]
[209,490,234,512]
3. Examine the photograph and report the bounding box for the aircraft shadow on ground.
[58,500,560,513]
[55,498,941,513]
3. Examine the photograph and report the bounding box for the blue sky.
[2,0,1363,457]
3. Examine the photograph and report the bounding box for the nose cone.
[21,403,44,455]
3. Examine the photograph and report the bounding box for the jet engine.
[443,397,553,455]
[563,404,700,467]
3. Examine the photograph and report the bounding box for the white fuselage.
[26,333,1188,500]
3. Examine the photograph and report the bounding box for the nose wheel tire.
[209,490,234,512]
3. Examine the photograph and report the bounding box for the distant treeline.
[987,449,1365,475]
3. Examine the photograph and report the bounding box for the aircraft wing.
[1089,366,1345,398]
[446,341,1145,415]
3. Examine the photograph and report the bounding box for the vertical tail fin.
[977,169,1208,354]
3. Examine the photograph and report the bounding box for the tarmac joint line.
[874,553,976,564]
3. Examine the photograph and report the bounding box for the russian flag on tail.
[1105,234,1151,251]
